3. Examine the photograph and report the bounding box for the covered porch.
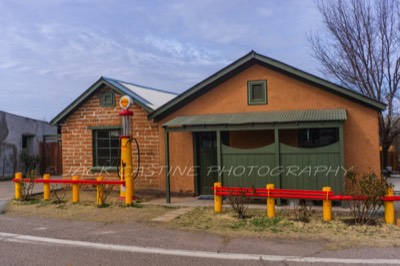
[163,109,346,203]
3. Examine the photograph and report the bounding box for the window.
[22,134,34,153]
[93,128,120,167]
[298,128,339,148]
[100,92,115,107]
[248,80,267,105]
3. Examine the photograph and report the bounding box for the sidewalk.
[0,180,45,201]
[0,180,45,214]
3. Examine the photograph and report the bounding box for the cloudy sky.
[0,0,322,121]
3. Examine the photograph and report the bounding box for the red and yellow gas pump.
[119,95,134,205]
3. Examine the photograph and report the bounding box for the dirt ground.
[5,189,400,250]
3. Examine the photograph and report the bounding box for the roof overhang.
[163,108,347,131]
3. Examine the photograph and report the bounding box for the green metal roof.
[150,51,385,120]
[163,108,347,128]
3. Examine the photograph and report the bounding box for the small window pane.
[251,84,264,101]
[98,140,109,148]
[97,149,110,157]
[110,130,120,137]
[97,130,109,138]
[110,148,119,156]
[110,139,119,147]
[97,158,110,166]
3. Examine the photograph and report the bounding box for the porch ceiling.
[163,108,347,128]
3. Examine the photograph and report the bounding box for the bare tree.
[309,0,400,169]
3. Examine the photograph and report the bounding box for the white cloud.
[0,0,323,120]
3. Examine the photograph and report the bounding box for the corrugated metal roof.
[104,77,178,111]
[163,109,347,128]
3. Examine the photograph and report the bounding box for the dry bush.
[345,169,391,225]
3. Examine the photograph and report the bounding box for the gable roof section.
[149,51,386,120]
[50,77,177,125]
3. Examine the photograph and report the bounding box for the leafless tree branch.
[309,0,400,168]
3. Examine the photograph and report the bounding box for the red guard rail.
[12,178,124,186]
[213,186,400,202]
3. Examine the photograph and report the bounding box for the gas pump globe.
[119,95,134,205]
[120,96,132,136]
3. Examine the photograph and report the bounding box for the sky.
[0,0,323,122]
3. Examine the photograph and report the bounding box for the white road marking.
[33,227,47,231]
[0,232,399,264]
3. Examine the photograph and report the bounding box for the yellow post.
[120,137,134,205]
[72,175,80,203]
[96,176,104,206]
[266,184,275,218]
[322,187,332,222]
[214,182,222,213]
[385,187,395,225]
[43,173,51,201]
[15,172,22,200]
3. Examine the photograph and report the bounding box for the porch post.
[274,128,281,189]
[164,129,171,203]
[274,128,281,205]
[216,130,222,183]
[339,124,345,194]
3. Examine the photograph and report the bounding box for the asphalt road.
[1,214,400,266]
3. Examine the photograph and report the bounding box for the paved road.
[1,214,400,265]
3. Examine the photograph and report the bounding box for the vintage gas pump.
[119,95,134,205]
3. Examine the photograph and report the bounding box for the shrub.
[228,187,255,219]
[97,184,113,207]
[51,184,68,204]
[293,200,313,223]
[20,152,40,175]
[345,169,391,225]
[20,170,37,201]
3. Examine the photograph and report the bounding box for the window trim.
[100,91,115,107]
[248,80,267,105]
[92,127,121,170]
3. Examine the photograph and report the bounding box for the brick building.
[51,77,177,191]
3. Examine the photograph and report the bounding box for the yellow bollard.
[384,187,395,225]
[266,184,275,218]
[15,172,22,200]
[97,176,104,206]
[43,173,51,201]
[72,176,80,203]
[214,182,222,213]
[322,187,332,222]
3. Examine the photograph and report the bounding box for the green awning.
[163,108,347,128]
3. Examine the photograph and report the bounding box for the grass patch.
[165,207,400,249]
[6,190,171,224]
